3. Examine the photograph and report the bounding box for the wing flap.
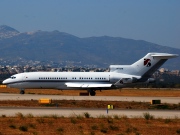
[65,83,112,88]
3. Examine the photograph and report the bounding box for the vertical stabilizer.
[131,53,178,77]
[110,53,178,78]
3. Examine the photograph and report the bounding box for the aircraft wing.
[65,83,112,88]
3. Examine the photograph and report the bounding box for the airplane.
[2,52,178,96]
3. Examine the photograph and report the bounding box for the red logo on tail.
[144,59,151,67]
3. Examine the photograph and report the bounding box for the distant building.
[169,70,180,76]
[159,68,169,73]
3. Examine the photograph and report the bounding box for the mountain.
[0,25,180,69]
[0,25,19,39]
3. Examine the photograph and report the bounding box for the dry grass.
[0,116,179,135]
[0,88,180,97]
[0,100,179,110]
[0,100,152,109]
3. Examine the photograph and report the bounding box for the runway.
[0,107,179,118]
[0,94,179,119]
[0,94,179,104]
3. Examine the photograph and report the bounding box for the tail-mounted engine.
[114,77,138,86]
[146,78,156,83]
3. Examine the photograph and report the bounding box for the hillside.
[0,25,179,69]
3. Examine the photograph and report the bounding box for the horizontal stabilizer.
[151,53,178,59]
[65,83,112,88]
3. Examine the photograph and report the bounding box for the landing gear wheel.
[20,90,25,94]
[90,91,96,96]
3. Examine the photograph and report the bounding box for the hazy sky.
[0,0,180,49]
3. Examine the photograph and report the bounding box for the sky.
[0,0,180,49]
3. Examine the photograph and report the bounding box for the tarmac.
[0,94,179,104]
[0,94,179,118]
[0,107,179,118]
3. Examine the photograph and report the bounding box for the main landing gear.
[88,89,96,96]
[20,89,25,94]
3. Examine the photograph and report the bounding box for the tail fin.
[131,53,178,77]
[110,53,178,77]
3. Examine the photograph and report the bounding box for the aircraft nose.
[2,79,8,84]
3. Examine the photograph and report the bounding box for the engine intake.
[146,78,156,83]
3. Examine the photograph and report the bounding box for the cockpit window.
[11,76,16,79]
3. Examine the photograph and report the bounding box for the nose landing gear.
[88,89,96,96]
[20,89,25,94]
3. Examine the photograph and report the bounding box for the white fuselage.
[3,71,139,90]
